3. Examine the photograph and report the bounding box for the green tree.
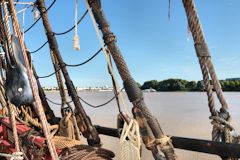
[136,82,142,88]
[141,80,158,90]
[186,81,197,91]
[196,81,204,91]
[157,79,188,91]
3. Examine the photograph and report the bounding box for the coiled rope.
[60,145,115,160]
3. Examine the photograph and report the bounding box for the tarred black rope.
[46,88,124,108]
[24,0,56,33]
[37,47,102,78]
[37,68,60,79]
[53,10,88,35]
[65,47,102,67]
[28,40,48,54]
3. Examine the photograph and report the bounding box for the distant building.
[226,78,240,81]
[142,88,156,92]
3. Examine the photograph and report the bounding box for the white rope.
[0,152,23,160]
[73,0,80,51]
[22,9,25,41]
[119,119,141,160]
[34,10,39,22]
[86,0,130,116]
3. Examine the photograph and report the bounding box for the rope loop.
[155,135,174,151]
[210,115,234,131]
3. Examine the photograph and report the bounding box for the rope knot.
[155,135,173,150]
[73,34,80,51]
[210,109,235,143]
[209,116,233,131]
[145,139,156,150]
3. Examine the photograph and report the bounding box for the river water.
[46,91,240,160]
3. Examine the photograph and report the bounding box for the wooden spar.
[95,125,240,158]
[88,0,175,158]
[171,136,240,158]
[36,0,100,146]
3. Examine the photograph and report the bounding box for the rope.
[0,152,23,160]
[86,0,130,116]
[2,1,14,66]
[9,103,21,152]
[168,0,171,20]
[49,49,81,140]
[182,2,236,159]
[2,1,21,152]
[53,10,88,36]
[24,0,56,33]
[22,8,25,41]
[28,40,48,54]
[119,119,141,160]
[65,47,102,67]
[28,10,88,54]
[7,0,59,159]
[37,47,102,78]
[53,136,81,149]
[46,88,124,108]
[73,0,80,51]
[60,145,115,160]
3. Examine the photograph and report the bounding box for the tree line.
[138,79,240,91]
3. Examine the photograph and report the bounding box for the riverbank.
[45,91,240,159]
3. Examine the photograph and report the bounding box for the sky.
[17,0,240,87]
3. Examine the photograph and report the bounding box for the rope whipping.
[182,1,236,160]
[7,0,59,159]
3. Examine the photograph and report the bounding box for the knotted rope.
[182,1,237,159]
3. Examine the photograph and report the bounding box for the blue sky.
[18,0,240,86]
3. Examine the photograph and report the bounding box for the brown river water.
[46,91,240,160]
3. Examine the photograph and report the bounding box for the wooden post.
[36,0,100,146]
